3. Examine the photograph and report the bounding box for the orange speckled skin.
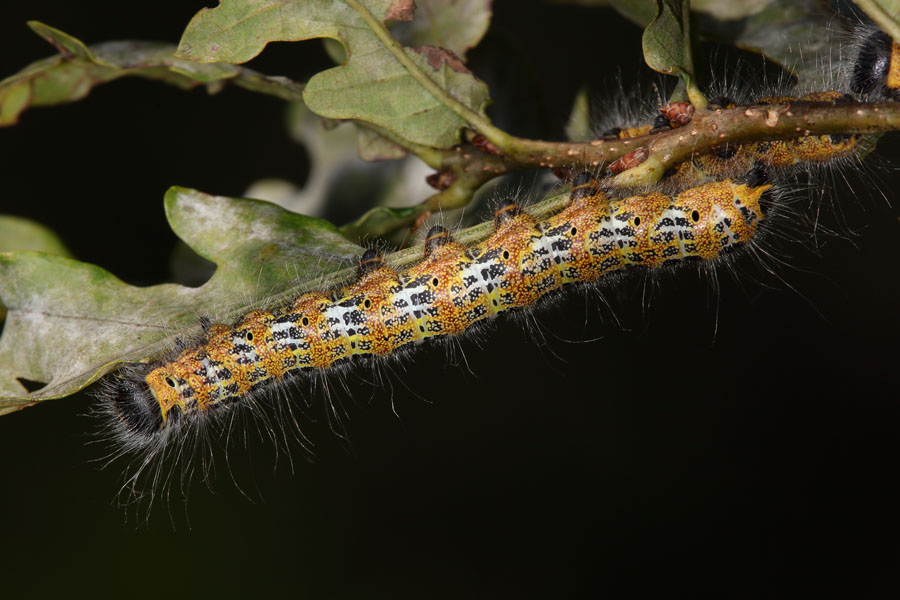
[888,41,900,91]
[143,173,772,426]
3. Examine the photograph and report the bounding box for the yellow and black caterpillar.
[109,165,775,447]
[103,24,900,477]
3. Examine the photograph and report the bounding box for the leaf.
[594,0,658,25]
[564,87,592,142]
[176,0,492,149]
[0,216,72,325]
[695,0,839,86]
[606,0,775,25]
[357,127,409,161]
[0,189,363,412]
[692,0,775,21]
[0,22,302,126]
[587,0,836,87]
[339,205,419,240]
[641,0,706,107]
[0,216,71,258]
[391,0,493,61]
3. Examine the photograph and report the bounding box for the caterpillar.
[94,21,900,500]
[106,165,777,457]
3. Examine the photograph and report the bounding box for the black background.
[1,1,899,598]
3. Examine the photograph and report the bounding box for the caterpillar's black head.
[109,376,164,441]
[852,30,897,99]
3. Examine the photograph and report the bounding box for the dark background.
[1,1,899,597]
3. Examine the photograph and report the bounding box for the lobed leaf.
[0,189,363,412]
[176,0,492,150]
[355,0,492,159]
[390,0,492,61]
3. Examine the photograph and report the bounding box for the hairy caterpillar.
[106,165,776,458]
[93,22,900,501]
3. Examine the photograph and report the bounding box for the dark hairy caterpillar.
[107,165,776,455]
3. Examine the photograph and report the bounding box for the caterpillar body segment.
[113,168,775,442]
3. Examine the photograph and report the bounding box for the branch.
[442,100,900,188]
[343,99,900,238]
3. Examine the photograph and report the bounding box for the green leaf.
[641,0,706,107]
[694,1,836,86]
[594,0,658,25]
[0,189,363,412]
[0,22,303,126]
[564,87,592,142]
[357,127,409,161]
[356,0,493,161]
[176,0,492,150]
[597,0,837,88]
[0,216,72,326]
[692,0,775,21]
[339,205,419,240]
[607,0,775,26]
[391,0,492,61]
[0,216,71,258]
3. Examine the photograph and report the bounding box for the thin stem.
[680,0,707,109]
[613,100,900,186]
[343,99,900,238]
